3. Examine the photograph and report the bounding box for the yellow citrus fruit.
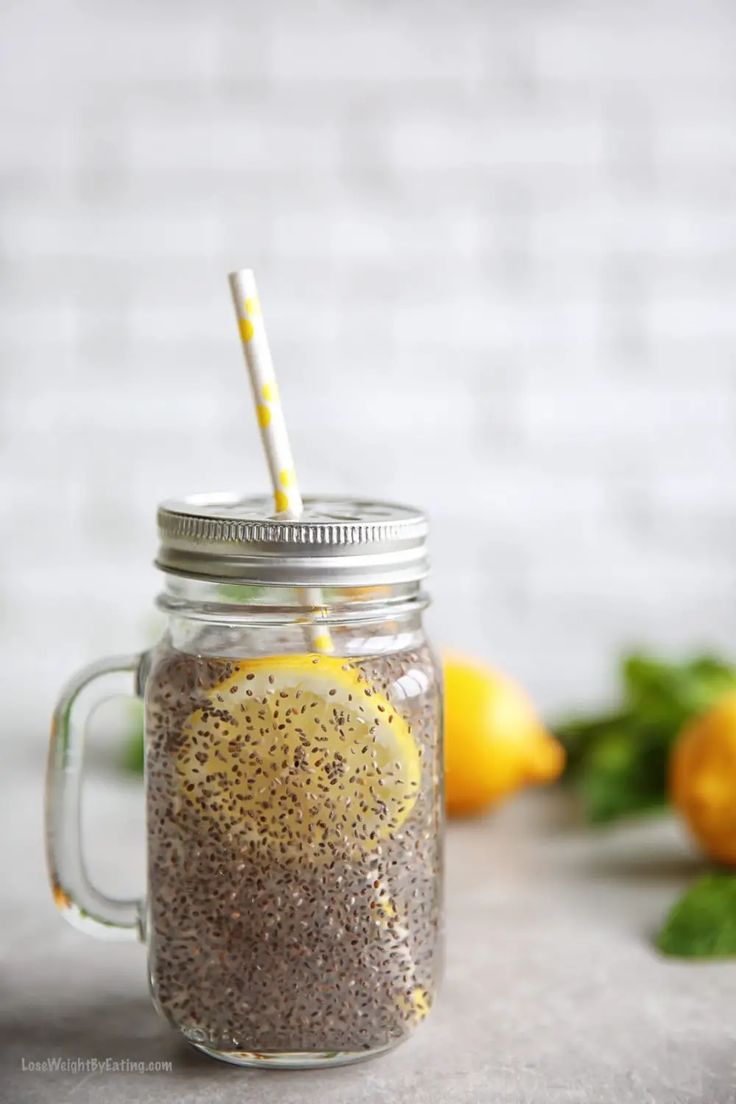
[444,654,565,816]
[176,654,421,857]
[670,692,736,865]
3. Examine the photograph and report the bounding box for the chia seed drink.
[48,495,443,1068]
[145,642,442,1057]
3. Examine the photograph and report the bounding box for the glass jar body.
[143,578,444,1067]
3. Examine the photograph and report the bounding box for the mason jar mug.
[46,496,444,1068]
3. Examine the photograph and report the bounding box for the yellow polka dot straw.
[228,269,303,520]
[227,268,332,653]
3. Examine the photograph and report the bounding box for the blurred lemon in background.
[670,692,736,865]
[443,654,565,816]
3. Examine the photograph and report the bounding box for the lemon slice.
[176,654,421,858]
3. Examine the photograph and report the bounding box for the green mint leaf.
[554,653,736,825]
[657,874,736,957]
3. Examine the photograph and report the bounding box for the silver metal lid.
[156,493,430,586]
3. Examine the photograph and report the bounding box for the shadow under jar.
[47,495,444,1068]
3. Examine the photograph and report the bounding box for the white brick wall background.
[2,0,736,750]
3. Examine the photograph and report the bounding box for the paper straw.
[228,269,303,519]
[228,268,332,653]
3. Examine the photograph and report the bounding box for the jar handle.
[45,653,146,942]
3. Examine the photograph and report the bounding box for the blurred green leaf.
[555,653,736,824]
[657,874,736,957]
[122,699,145,775]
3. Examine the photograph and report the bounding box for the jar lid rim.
[156,493,430,586]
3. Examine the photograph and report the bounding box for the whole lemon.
[670,692,736,865]
[443,654,565,817]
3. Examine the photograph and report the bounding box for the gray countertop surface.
[3,761,735,1104]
